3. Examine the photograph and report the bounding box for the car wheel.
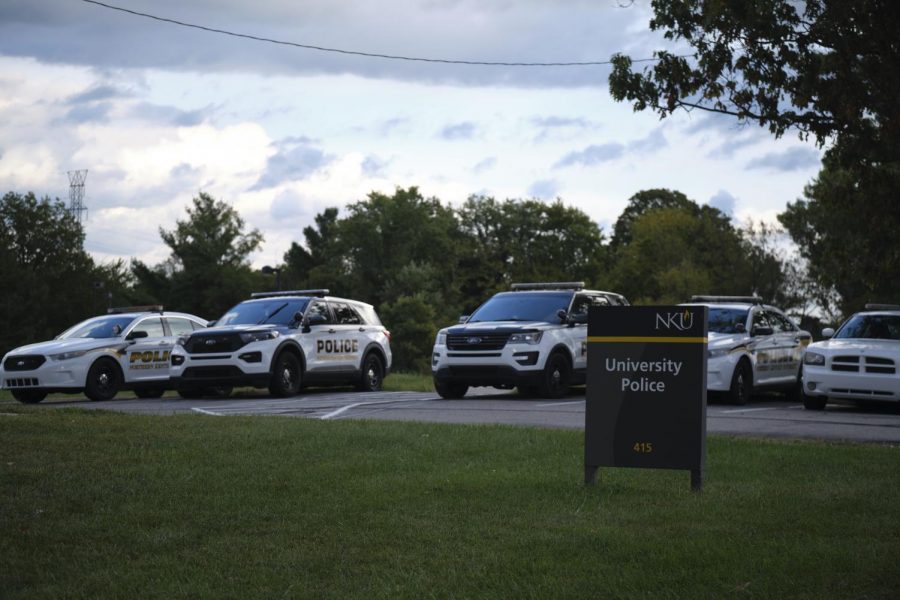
[84,358,123,401]
[12,389,48,404]
[134,387,165,399]
[435,380,468,399]
[357,353,384,392]
[537,352,570,399]
[177,387,203,400]
[269,352,301,397]
[728,360,753,405]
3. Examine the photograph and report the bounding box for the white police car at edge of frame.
[168,290,392,398]
[431,282,629,399]
[681,296,812,405]
[0,306,209,403]
[801,303,900,410]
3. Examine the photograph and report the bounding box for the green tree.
[282,207,349,293]
[609,189,696,249]
[0,192,100,353]
[608,0,899,161]
[132,192,264,320]
[779,152,900,315]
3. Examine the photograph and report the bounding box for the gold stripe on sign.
[587,336,708,344]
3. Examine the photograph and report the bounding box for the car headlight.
[435,332,447,346]
[708,347,731,359]
[509,331,543,345]
[239,330,280,344]
[49,349,91,361]
[804,351,826,366]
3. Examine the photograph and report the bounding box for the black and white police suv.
[0,306,208,403]
[169,290,392,398]
[431,282,629,399]
[681,296,812,404]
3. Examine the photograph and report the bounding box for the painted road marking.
[320,397,433,420]
[535,400,586,407]
[720,407,784,414]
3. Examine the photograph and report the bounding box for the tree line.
[3,183,882,372]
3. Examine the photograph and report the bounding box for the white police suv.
[431,282,628,399]
[0,306,208,403]
[801,304,900,410]
[681,296,811,404]
[169,290,392,398]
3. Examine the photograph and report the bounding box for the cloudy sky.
[0,0,823,268]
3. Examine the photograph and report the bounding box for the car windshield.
[467,292,572,324]
[707,308,749,334]
[57,315,137,339]
[217,298,310,326]
[834,314,900,340]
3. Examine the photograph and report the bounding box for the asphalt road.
[36,387,900,444]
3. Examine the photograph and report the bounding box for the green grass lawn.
[2,406,899,598]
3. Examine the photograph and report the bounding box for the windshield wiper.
[258,303,288,324]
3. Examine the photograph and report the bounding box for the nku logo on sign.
[655,309,695,332]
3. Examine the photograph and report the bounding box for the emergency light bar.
[690,295,763,304]
[251,289,329,299]
[511,282,585,291]
[107,305,164,314]
[864,303,900,311]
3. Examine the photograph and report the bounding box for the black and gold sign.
[129,350,170,370]
[584,306,708,490]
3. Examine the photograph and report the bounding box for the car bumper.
[170,343,275,389]
[431,344,548,387]
[802,366,900,402]
[0,360,90,391]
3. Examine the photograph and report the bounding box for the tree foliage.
[609,0,900,160]
[132,192,264,320]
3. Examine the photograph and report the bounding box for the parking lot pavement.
[34,388,900,443]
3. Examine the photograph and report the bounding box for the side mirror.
[751,325,774,337]
[822,327,835,338]
[126,330,149,341]
[303,314,327,333]
[206,320,216,327]
[567,313,588,327]
[735,323,746,333]
[557,309,568,323]
[458,315,469,324]
[290,311,304,328]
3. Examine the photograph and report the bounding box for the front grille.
[830,355,896,374]
[447,333,511,351]
[185,334,246,354]
[5,378,39,387]
[831,388,893,397]
[182,366,244,379]
[4,355,46,371]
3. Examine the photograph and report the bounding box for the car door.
[331,302,366,370]
[304,300,355,373]
[121,316,169,384]
[767,310,805,383]
[748,309,778,385]
[568,293,609,371]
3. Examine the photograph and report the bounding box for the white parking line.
[720,407,781,414]
[192,407,223,416]
[535,400,586,407]
[320,397,433,420]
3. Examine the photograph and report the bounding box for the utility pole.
[67,169,88,223]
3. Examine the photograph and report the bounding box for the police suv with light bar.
[431,282,628,399]
[0,306,208,403]
[801,304,900,409]
[681,296,811,404]
[168,290,392,398]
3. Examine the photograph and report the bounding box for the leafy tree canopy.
[609,0,900,162]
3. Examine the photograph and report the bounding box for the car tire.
[135,387,165,399]
[12,389,48,404]
[728,360,753,405]
[84,358,123,401]
[357,353,384,392]
[269,352,301,398]
[537,352,570,399]
[435,380,468,399]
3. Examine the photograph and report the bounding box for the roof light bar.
[107,305,164,314]
[690,295,763,304]
[511,282,585,291]
[864,303,900,311]
[250,289,329,299]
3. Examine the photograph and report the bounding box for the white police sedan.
[1,306,207,403]
[801,304,900,409]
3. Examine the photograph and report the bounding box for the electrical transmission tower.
[67,169,88,223]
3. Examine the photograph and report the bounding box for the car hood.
[808,339,900,355]
[447,321,549,334]
[191,324,284,336]
[5,338,124,357]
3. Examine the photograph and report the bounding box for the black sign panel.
[584,306,708,489]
